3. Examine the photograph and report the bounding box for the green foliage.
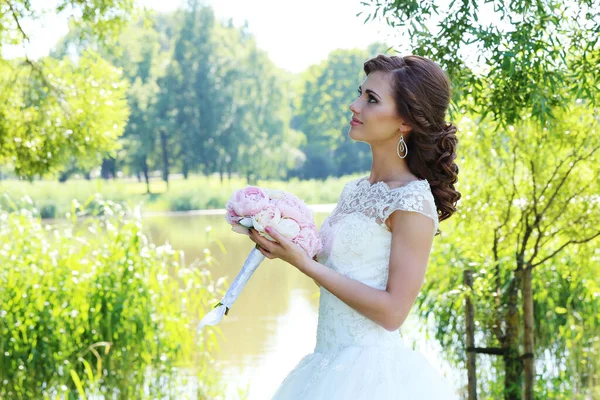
[0,1,135,49]
[49,3,307,185]
[155,2,303,183]
[418,102,600,397]
[367,1,600,396]
[0,0,137,179]
[292,47,393,179]
[0,200,227,398]
[0,52,129,179]
[1,3,389,183]
[364,0,600,126]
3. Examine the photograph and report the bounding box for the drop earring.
[397,135,408,159]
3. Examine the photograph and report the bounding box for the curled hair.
[364,54,461,222]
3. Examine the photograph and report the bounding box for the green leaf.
[70,369,87,400]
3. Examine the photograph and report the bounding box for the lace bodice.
[313,176,439,354]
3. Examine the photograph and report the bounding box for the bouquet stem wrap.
[197,247,265,331]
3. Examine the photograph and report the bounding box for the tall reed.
[0,198,228,399]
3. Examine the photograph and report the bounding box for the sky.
[2,0,399,73]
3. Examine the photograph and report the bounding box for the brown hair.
[364,54,461,222]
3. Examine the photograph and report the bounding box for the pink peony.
[225,203,243,225]
[231,223,249,234]
[228,186,270,217]
[273,195,311,227]
[293,227,323,258]
[298,219,317,230]
[223,185,320,257]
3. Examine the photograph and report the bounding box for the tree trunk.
[464,269,478,400]
[504,271,523,400]
[182,159,189,180]
[58,170,72,182]
[160,131,169,190]
[101,157,116,180]
[523,265,535,400]
[141,156,150,195]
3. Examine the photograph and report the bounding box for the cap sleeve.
[379,183,439,235]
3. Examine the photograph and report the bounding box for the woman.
[249,54,461,399]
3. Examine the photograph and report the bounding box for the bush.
[38,203,57,219]
[0,200,228,399]
[169,193,197,212]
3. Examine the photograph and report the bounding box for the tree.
[364,0,599,126]
[0,0,135,179]
[155,3,299,185]
[0,53,129,178]
[293,46,391,179]
[53,11,180,186]
[364,1,600,398]
[113,20,167,192]
[425,104,600,399]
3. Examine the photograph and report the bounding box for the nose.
[349,99,360,114]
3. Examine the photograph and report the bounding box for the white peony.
[264,188,286,200]
[252,204,282,232]
[275,217,301,240]
[238,217,254,228]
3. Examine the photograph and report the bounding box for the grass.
[0,173,362,219]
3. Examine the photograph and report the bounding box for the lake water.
[143,209,461,399]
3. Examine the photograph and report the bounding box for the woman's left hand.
[248,227,309,269]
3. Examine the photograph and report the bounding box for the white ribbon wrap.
[197,247,266,331]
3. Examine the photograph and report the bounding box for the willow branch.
[6,0,29,41]
[531,231,600,268]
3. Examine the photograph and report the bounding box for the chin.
[349,130,368,144]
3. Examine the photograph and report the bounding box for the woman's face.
[348,70,407,143]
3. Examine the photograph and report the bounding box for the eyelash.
[357,89,377,103]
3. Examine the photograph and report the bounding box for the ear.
[398,122,412,135]
[398,124,410,138]
[397,117,412,134]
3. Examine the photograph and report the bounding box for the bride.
[248,54,461,399]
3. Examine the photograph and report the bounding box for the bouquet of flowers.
[197,186,322,331]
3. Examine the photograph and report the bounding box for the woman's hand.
[247,227,310,269]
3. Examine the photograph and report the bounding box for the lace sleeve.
[379,186,439,236]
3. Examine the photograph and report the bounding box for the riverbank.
[141,203,337,218]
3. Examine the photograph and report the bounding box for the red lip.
[350,117,362,126]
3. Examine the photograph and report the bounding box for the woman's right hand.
[249,228,321,288]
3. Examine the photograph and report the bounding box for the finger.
[252,229,271,248]
[257,245,274,259]
[265,227,283,244]
[249,228,260,242]
[258,239,272,254]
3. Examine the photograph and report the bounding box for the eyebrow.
[358,85,381,100]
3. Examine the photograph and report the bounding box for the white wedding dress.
[271,176,460,399]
